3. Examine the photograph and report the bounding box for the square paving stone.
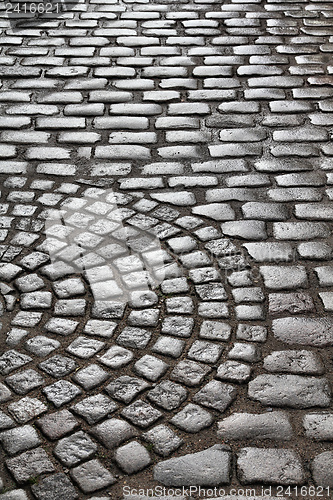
[105,376,150,404]
[24,336,60,356]
[72,364,110,390]
[115,441,151,474]
[70,459,116,493]
[142,424,183,457]
[121,400,162,428]
[170,403,214,433]
[43,380,82,407]
[170,360,211,386]
[161,277,189,294]
[199,321,232,341]
[66,336,105,359]
[91,418,137,449]
[92,300,126,319]
[188,340,224,364]
[129,290,158,308]
[0,350,32,375]
[117,327,152,349]
[15,274,45,293]
[134,355,169,381]
[161,316,194,338]
[0,424,41,455]
[31,473,78,500]
[39,355,77,378]
[54,431,97,467]
[216,361,252,383]
[193,380,237,412]
[71,394,118,424]
[152,336,185,358]
[84,319,118,338]
[8,397,47,423]
[236,324,267,342]
[45,318,79,335]
[6,447,55,484]
[36,409,79,440]
[5,369,45,394]
[147,380,187,410]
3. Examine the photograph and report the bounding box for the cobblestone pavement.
[0,0,333,498]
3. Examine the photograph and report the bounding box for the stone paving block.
[36,410,79,440]
[303,413,333,441]
[8,397,47,424]
[54,431,97,466]
[70,460,116,493]
[154,445,231,486]
[218,412,293,441]
[312,452,333,487]
[0,425,41,455]
[237,448,305,485]
[6,447,55,483]
[91,418,137,449]
[31,473,78,500]
[71,394,117,424]
[115,441,151,474]
[263,350,324,375]
[248,374,331,408]
[272,317,333,346]
[142,425,183,457]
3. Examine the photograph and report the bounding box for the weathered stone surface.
[6,447,55,483]
[54,431,97,466]
[263,350,324,375]
[303,413,333,441]
[312,452,333,487]
[91,418,137,449]
[218,412,293,441]
[237,448,305,485]
[0,425,41,455]
[273,317,333,346]
[115,441,151,474]
[70,459,116,493]
[31,473,78,500]
[268,292,315,315]
[248,375,331,408]
[154,445,231,486]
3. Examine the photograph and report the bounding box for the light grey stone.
[54,431,97,467]
[0,425,41,455]
[31,473,78,500]
[70,460,116,493]
[263,350,324,375]
[237,448,305,485]
[218,412,293,441]
[303,413,333,441]
[170,403,213,432]
[193,380,237,412]
[273,317,333,346]
[91,418,137,449]
[115,441,151,474]
[154,444,231,486]
[5,447,55,484]
[249,375,331,408]
[142,425,183,457]
[312,452,333,487]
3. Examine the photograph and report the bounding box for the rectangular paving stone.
[6,447,55,483]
